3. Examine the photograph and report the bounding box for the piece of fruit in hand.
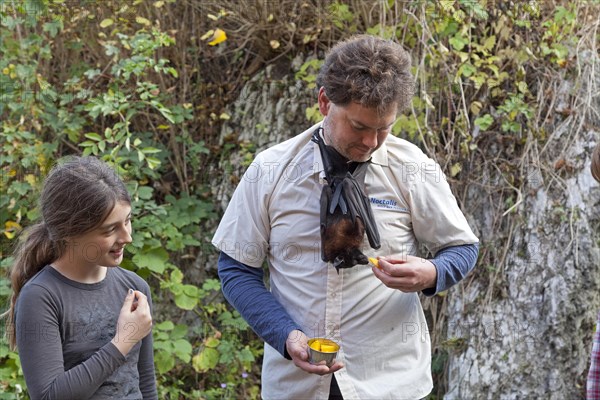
[368,257,380,268]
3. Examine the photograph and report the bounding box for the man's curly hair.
[316,34,414,114]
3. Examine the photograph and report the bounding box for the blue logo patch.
[370,197,409,213]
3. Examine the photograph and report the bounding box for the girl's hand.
[111,289,153,356]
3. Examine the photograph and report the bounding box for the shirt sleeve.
[212,153,272,268]
[218,251,302,359]
[423,243,479,296]
[16,284,126,400]
[138,285,158,400]
[401,156,479,253]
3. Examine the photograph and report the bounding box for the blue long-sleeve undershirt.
[217,252,301,359]
[217,243,479,358]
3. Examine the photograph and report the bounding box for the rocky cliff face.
[209,56,317,215]
[445,50,600,399]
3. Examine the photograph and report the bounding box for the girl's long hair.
[4,156,130,349]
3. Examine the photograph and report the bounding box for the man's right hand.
[285,330,344,375]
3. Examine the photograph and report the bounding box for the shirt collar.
[311,128,389,174]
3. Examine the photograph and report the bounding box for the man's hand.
[372,255,437,292]
[285,330,344,375]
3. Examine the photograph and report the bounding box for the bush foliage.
[1,0,597,398]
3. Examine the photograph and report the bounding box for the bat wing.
[341,165,381,250]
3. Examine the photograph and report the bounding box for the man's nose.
[362,131,378,148]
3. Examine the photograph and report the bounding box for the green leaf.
[238,346,255,362]
[155,349,175,374]
[182,284,199,297]
[137,186,153,200]
[132,246,169,273]
[459,63,477,77]
[153,340,171,352]
[146,156,161,170]
[171,324,188,340]
[174,284,199,310]
[192,348,219,372]
[202,279,221,292]
[85,132,102,141]
[449,33,468,51]
[173,339,193,362]
[43,20,63,38]
[170,268,184,284]
[155,320,175,331]
[205,337,220,348]
[474,114,494,130]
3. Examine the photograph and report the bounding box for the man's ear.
[318,87,331,117]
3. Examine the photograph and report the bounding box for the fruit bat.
[311,127,381,272]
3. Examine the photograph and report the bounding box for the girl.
[5,156,157,399]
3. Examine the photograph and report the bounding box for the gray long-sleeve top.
[15,266,157,400]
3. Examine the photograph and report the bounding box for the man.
[212,35,479,399]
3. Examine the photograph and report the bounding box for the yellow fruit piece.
[320,344,337,353]
[309,340,321,351]
[368,257,380,268]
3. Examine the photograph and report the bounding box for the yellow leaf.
[517,81,529,93]
[8,169,16,177]
[483,35,496,51]
[136,16,151,26]
[219,113,230,120]
[153,1,164,7]
[4,221,22,239]
[450,163,462,177]
[100,18,113,28]
[200,29,214,41]
[25,174,36,186]
[208,29,227,46]
[470,101,482,115]
[36,74,50,90]
[207,14,218,21]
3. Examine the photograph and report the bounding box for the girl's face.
[64,201,132,269]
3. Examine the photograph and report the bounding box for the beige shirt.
[212,123,478,400]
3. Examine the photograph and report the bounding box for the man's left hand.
[371,255,437,292]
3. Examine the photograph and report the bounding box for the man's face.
[318,87,397,162]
